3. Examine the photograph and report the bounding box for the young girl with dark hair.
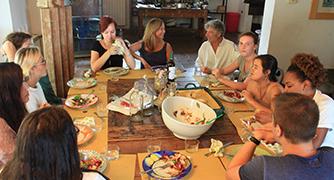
[0,63,28,166]
[0,106,109,179]
[241,54,283,112]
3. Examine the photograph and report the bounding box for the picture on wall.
[309,0,334,19]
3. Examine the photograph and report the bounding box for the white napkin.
[107,88,155,116]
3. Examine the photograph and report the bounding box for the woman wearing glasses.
[0,63,28,167]
[15,46,49,113]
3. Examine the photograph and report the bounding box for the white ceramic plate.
[103,67,129,77]
[65,94,98,109]
[67,78,97,89]
[217,90,245,103]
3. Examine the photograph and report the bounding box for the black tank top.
[91,40,123,70]
[139,42,167,69]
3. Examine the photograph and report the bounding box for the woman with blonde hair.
[15,46,49,113]
[131,18,173,69]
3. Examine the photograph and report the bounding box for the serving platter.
[103,67,129,77]
[216,90,245,103]
[67,78,97,89]
[76,124,95,145]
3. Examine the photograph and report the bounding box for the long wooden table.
[65,69,272,180]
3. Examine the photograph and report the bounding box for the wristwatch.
[248,136,260,145]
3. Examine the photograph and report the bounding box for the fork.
[141,164,170,174]
[204,141,234,157]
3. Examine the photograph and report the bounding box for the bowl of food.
[79,150,107,173]
[161,96,217,139]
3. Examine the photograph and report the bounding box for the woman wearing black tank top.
[130,18,173,69]
[90,16,135,72]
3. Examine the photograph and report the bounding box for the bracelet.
[248,136,260,145]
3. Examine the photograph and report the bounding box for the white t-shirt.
[82,171,107,180]
[26,82,47,113]
[195,38,240,69]
[313,90,334,148]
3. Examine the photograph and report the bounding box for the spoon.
[196,113,223,125]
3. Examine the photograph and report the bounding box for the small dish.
[79,150,107,172]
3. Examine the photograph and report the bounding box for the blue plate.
[142,150,192,180]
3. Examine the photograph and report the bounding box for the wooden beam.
[38,1,74,97]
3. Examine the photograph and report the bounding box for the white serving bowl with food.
[161,96,217,139]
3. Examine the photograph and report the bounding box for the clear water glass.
[147,140,161,153]
[105,144,120,160]
[185,139,200,153]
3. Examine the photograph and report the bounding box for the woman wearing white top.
[15,46,49,112]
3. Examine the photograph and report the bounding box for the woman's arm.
[90,44,120,72]
[217,76,248,91]
[313,128,328,148]
[212,60,240,78]
[129,40,151,69]
[2,41,16,62]
[116,38,135,69]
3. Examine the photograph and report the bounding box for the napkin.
[107,88,155,116]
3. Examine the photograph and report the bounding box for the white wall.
[0,0,29,41]
[208,0,242,12]
[10,0,29,32]
[260,0,334,70]
[0,0,13,41]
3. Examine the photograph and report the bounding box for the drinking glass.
[96,103,108,117]
[146,140,162,153]
[185,139,200,153]
[193,66,202,76]
[92,117,103,132]
[105,144,120,160]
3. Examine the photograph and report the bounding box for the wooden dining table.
[65,68,274,180]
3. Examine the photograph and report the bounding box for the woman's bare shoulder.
[268,82,283,94]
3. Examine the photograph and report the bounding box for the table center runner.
[107,79,242,153]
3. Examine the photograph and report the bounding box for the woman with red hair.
[90,16,135,72]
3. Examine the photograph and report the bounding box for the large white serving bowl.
[161,96,217,139]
